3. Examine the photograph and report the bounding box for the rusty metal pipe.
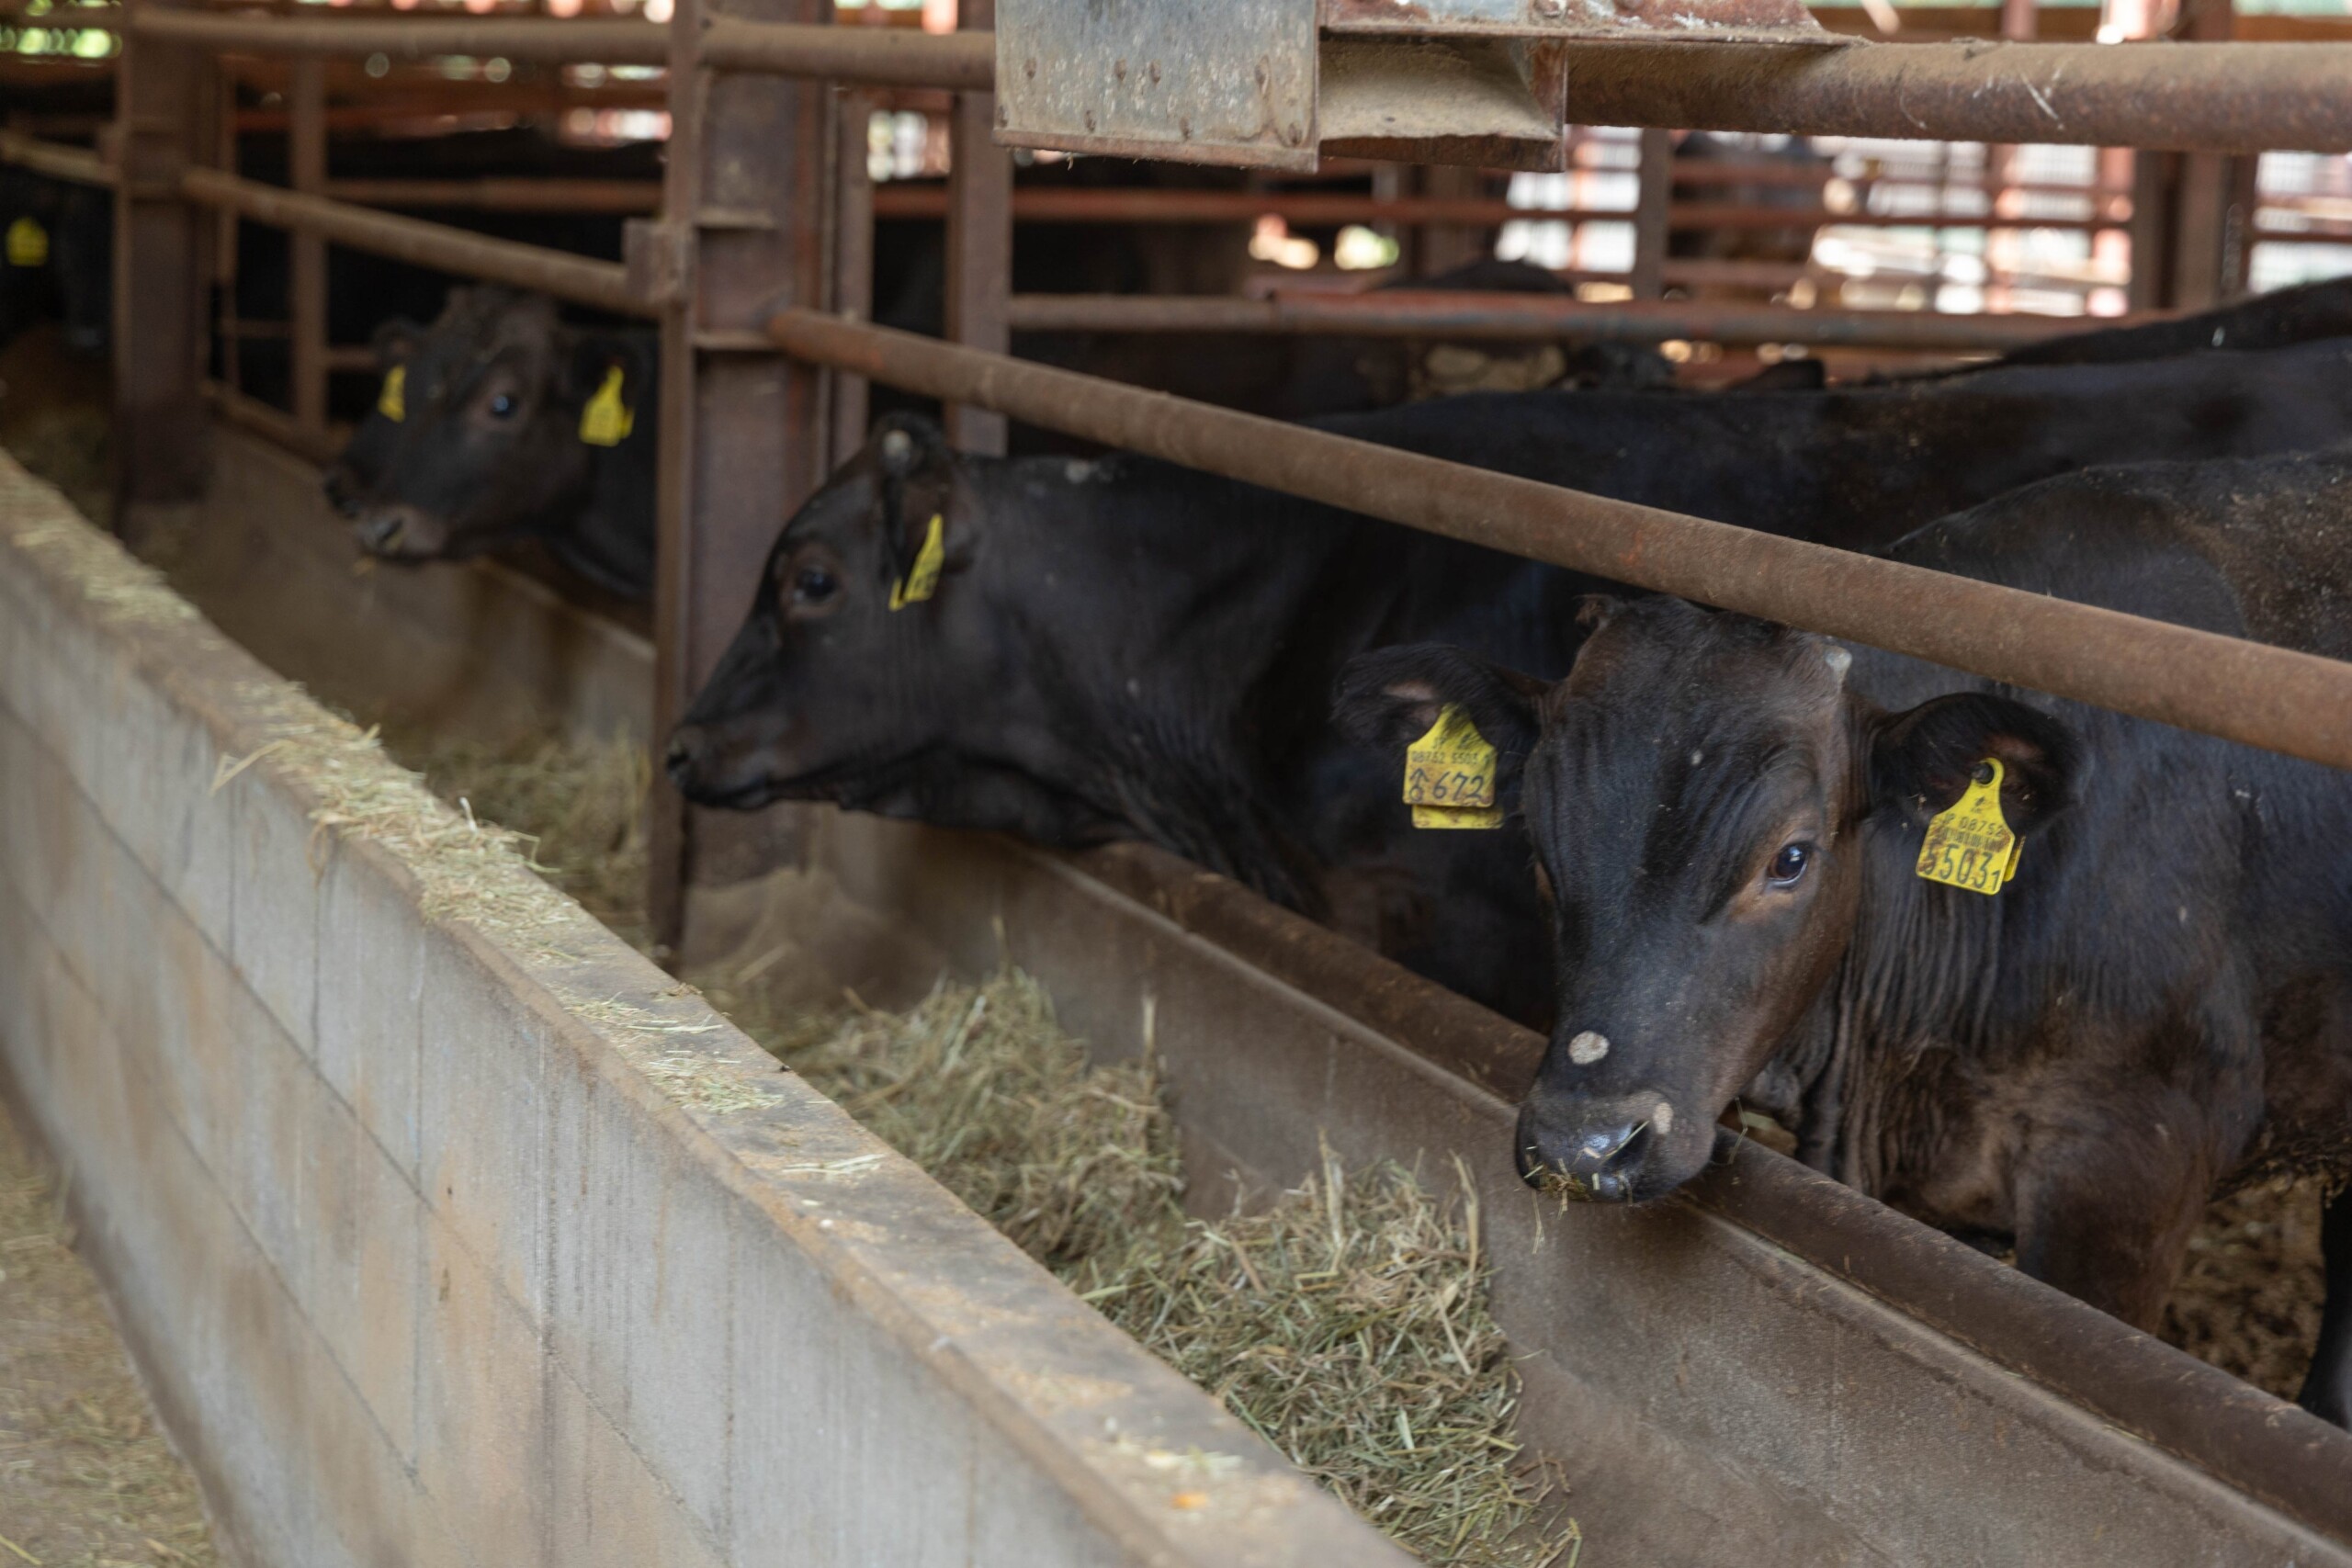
[1004,292,2130,350]
[765,306,2352,774]
[0,129,112,187]
[177,165,650,317]
[126,10,668,63]
[322,176,663,214]
[699,17,993,88]
[1562,38,2352,153]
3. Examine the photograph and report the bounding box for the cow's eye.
[1767,840,1815,887]
[793,565,839,605]
[489,393,517,418]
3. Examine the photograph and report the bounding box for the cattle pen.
[7,0,2352,1563]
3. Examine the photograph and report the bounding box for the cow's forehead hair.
[776,465,880,553]
[412,288,560,388]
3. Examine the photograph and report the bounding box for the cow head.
[1337,598,2075,1202]
[322,315,424,517]
[665,414,982,812]
[338,287,647,565]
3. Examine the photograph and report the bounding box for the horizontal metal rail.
[699,17,992,88]
[97,16,2352,153]
[0,128,111,186]
[178,165,650,318]
[870,186,2125,232]
[1561,38,2352,153]
[767,305,2352,775]
[126,10,669,63]
[322,176,663,214]
[1004,292,2123,350]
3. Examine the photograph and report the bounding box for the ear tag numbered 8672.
[888,513,946,611]
[1404,704,1503,830]
[1915,757,2022,896]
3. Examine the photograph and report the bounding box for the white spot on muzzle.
[1567,1030,1610,1066]
[1652,1100,1674,1134]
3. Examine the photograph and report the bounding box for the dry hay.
[2161,1178,2327,1402]
[392,728,1569,1565]
[0,1100,219,1568]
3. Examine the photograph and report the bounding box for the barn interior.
[6,1,2352,1564]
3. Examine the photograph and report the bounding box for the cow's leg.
[2296,1183,2352,1427]
[2012,1137,2208,1332]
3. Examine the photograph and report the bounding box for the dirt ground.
[0,1098,218,1568]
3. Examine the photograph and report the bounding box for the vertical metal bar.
[944,0,1009,456]
[1628,127,1671,300]
[648,0,833,954]
[113,0,214,515]
[2169,0,2239,309]
[833,85,875,468]
[2127,151,2174,310]
[288,55,327,434]
[213,57,242,395]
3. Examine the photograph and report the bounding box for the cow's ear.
[567,332,650,404]
[1869,691,2076,837]
[1333,644,1547,790]
[372,317,424,368]
[870,415,959,589]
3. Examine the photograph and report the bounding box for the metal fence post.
[112,0,215,514]
[1629,127,1672,299]
[647,0,835,955]
[289,55,328,435]
[944,0,1009,456]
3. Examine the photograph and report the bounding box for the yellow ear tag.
[888,513,946,611]
[578,366,634,446]
[1405,704,1503,830]
[376,364,406,422]
[1916,756,2019,896]
[6,216,49,268]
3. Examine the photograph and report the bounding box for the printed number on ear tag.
[578,366,634,446]
[888,513,945,611]
[6,217,48,269]
[1916,757,2019,896]
[377,365,406,423]
[1405,705,1502,830]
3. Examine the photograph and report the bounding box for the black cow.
[334,288,657,600]
[0,167,109,355]
[664,331,2352,1027]
[1999,274,2352,367]
[1336,449,2352,1423]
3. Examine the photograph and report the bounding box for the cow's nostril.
[664,733,699,779]
[360,513,405,550]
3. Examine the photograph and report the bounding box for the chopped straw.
[399,728,1573,1566]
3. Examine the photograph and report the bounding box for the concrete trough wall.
[0,452,1408,1567]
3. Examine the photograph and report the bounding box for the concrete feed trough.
[9,429,2352,1564]
[0,452,1403,1567]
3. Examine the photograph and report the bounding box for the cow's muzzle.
[1515,1091,1673,1202]
[352,504,448,559]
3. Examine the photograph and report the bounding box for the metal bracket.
[624,217,695,308]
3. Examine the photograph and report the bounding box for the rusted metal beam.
[0,129,113,186]
[288,55,327,436]
[1002,291,2128,351]
[175,164,649,316]
[699,17,992,87]
[322,177,664,214]
[1629,127,1672,300]
[869,185,2124,233]
[765,306,2352,777]
[1561,39,2352,154]
[125,9,669,63]
[831,87,876,468]
[113,0,215,513]
[943,0,1008,456]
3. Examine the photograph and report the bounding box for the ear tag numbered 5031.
[578,366,634,446]
[1915,757,2021,896]
[888,513,945,611]
[377,364,406,422]
[1404,704,1503,830]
